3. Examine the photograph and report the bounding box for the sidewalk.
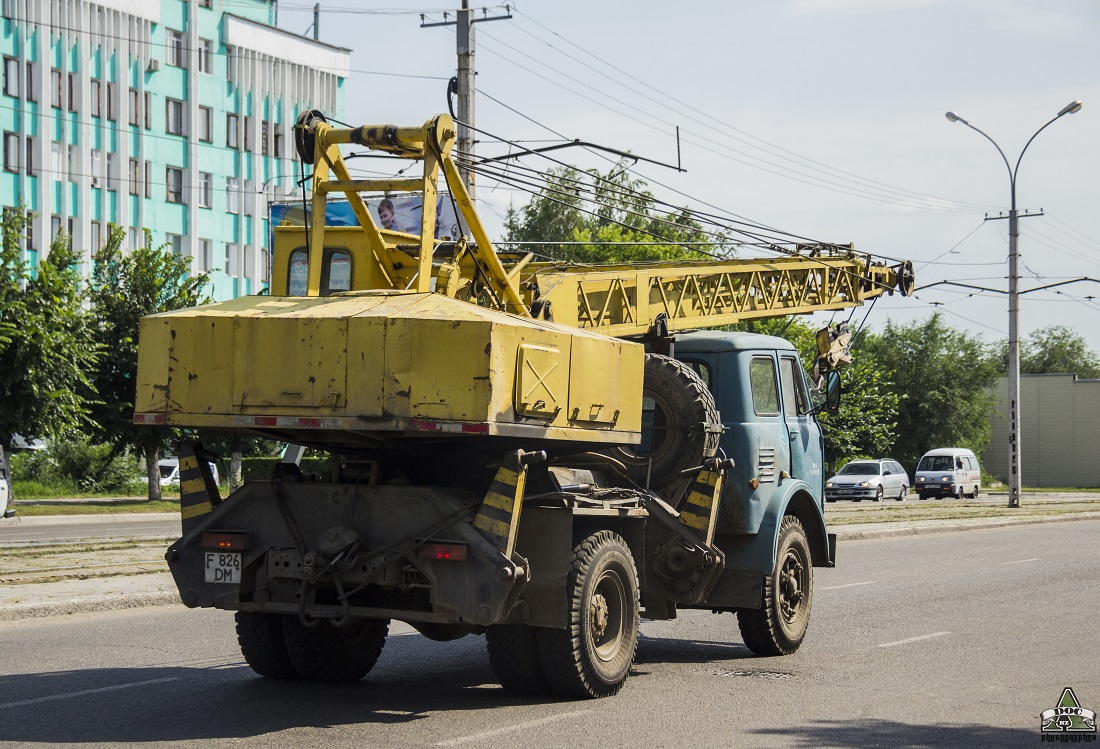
[2,509,1098,623]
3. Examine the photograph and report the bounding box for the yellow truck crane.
[134,111,914,698]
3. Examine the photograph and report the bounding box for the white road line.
[820,580,878,591]
[436,710,590,747]
[1002,557,1042,565]
[0,676,179,710]
[878,631,952,649]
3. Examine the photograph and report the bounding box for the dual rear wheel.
[236,611,389,683]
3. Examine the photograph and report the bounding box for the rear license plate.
[205,552,241,583]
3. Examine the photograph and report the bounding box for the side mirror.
[824,370,841,412]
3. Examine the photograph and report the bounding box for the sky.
[274,0,1100,356]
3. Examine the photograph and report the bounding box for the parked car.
[825,459,909,502]
[915,448,980,500]
[0,445,12,518]
[157,457,219,488]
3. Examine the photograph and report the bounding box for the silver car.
[825,459,909,502]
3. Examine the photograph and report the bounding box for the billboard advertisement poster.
[270,195,466,242]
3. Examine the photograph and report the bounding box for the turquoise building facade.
[1,0,349,298]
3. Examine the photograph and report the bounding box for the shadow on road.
[750,718,1038,747]
[0,634,558,744]
[635,633,753,665]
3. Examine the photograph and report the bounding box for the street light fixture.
[945,100,1082,508]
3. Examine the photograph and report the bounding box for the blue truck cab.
[674,331,836,613]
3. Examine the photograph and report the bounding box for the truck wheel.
[235,612,299,679]
[537,531,640,699]
[282,616,389,683]
[609,354,719,490]
[487,624,552,696]
[738,516,813,656]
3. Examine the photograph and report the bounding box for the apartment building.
[0,0,350,298]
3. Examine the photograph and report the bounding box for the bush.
[9,437,141,495]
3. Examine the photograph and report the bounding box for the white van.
[158,457,219,488]
[0,445,12,518]
[915,448,981,500]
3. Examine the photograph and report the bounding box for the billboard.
[270,194,466,241]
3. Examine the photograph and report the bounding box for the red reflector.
[298,418,322,428]
[461,423,489,434]
[201,532,248,551]
[254,417,277,427]
[417,543,468,561]
[133,413,166,425]
[410,420,440,432]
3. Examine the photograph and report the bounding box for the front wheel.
[537,531,640,699]
[897,485,908,502]
[874,486,883,502]
[739,516,814,656]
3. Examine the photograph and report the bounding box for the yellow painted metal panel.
[135,319,173,412]
[516,344,565,420]
[168,316,236,416]
[566,335,643,429]
[232,316,348,410]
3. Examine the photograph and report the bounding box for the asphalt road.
[0,519,1095,748]
[0,516,180,546]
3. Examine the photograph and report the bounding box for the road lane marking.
[878,631,952,649]
[1002,557,1041,565]
[0,677,179,710]
[436,710,590,746]
[820,581,878,591]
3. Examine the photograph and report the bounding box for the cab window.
[779,357,809,416]
[287,248,353,296]
[749,356,780,416]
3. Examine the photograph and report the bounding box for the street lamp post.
[945,100,1082,508]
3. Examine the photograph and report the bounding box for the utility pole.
[313,3,320,41]
[421,3,513,201]
[946,100,1081,508]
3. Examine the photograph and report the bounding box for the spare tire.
[609,354,720,490]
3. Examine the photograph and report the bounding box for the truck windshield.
[838,463,878,475]
[918,456,955,472]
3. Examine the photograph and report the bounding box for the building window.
[243,116,252,152]
[144,91,151,129]
[67,145,75,182]
[226,113,239,149]
[51,68,61,108]
[51,215,61,239]
[226,243,238,277]
[198,39,213,74]
[261,120,270,156]
[144,160,151,198]
[261,247,270,283]
[226,46,235,84]
[165,166,184,204]
[128,226,140,251]
[2,57,18,98]
[199,106,212,142]
[91,149,102,186]
[166,98,185,136]
[90,222,101,252]
[199,0,212,8]
[166,233,183,256]
[226,177,239,213]
[198,171,212,208]
[51,141,62,177]
[106,83,116,121]
[128,88,139,126]
[24,61,35,102]
[3,132,18,172]
[129,158,139,195]
[273,126,283,159]
[199,239,212,271]
[244,180,253,215]
[166,30,186,68]
[25,135,34,175]
[90,79,101,117]
[2,0,15,19]
[106,152,115,190]
[67,72,76,112]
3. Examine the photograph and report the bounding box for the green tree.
[861,314,999,471]
[0,208,99,450]
[504,163,728,264]
[89,225,208,500]
[1020,325,1100,378]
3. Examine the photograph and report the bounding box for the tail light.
[417,543,468,561]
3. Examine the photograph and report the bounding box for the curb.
[0,512,179,527]
[0,591,181,622]
[834,511,1100,541]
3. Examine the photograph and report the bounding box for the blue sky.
[277,0,1100,356]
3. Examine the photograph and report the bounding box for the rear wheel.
[487,624,552,696]
[236,612,299,679]
[282,616,389,683]
[971,485,980,498]
[897,485,908,502]
[738,516,813,656]
[537,531,640,699]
